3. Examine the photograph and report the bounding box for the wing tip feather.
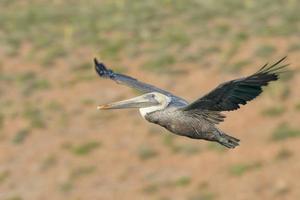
[258,56,288,74]
[94,58,115,78]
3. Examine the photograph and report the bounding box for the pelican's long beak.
[97,95,158,110]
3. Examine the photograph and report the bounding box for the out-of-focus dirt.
[0,1,300,199]
[0,48,299,200]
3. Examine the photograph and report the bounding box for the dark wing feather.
[94,58,188,104]
[183,57,288,112]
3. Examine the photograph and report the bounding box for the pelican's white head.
[97,92,171,118]
[138,92,171,118]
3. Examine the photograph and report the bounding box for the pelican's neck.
[139,96,171,118]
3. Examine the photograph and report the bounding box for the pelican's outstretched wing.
[183,57,288,112]
[94,58,187,104]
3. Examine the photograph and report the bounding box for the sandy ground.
[0,47,299,200]
[0,2,300,198]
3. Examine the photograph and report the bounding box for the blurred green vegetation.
[16,71,51,95]
[22,105,46,129]
[172,176,191,187]
[0,170,10,185]
[0,112,4,130]
[63,141,101,156]
[1,0,300,69]
[188,192,216,200]
[142,175,193,196]
[12,128,30,144]
[261,106,286,117]
[5,196,23,200]
[295,102,300,111]
[229,161,263,176]
[271,123,300,141]
[137,145,159,160]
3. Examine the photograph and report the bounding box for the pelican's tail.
[216,130,240,148]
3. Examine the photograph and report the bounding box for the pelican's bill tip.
[97,105,106,110]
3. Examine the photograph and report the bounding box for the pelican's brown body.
[145,107,213,138]
[144,106,239,147]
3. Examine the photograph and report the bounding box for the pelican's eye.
[146,94,155,99]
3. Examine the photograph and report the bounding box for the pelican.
[94,57,288,148]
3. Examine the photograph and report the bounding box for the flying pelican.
[94,57,287,148]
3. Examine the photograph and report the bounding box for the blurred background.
[0,0,299,200]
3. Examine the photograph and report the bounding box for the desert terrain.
[0,1,299,200]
